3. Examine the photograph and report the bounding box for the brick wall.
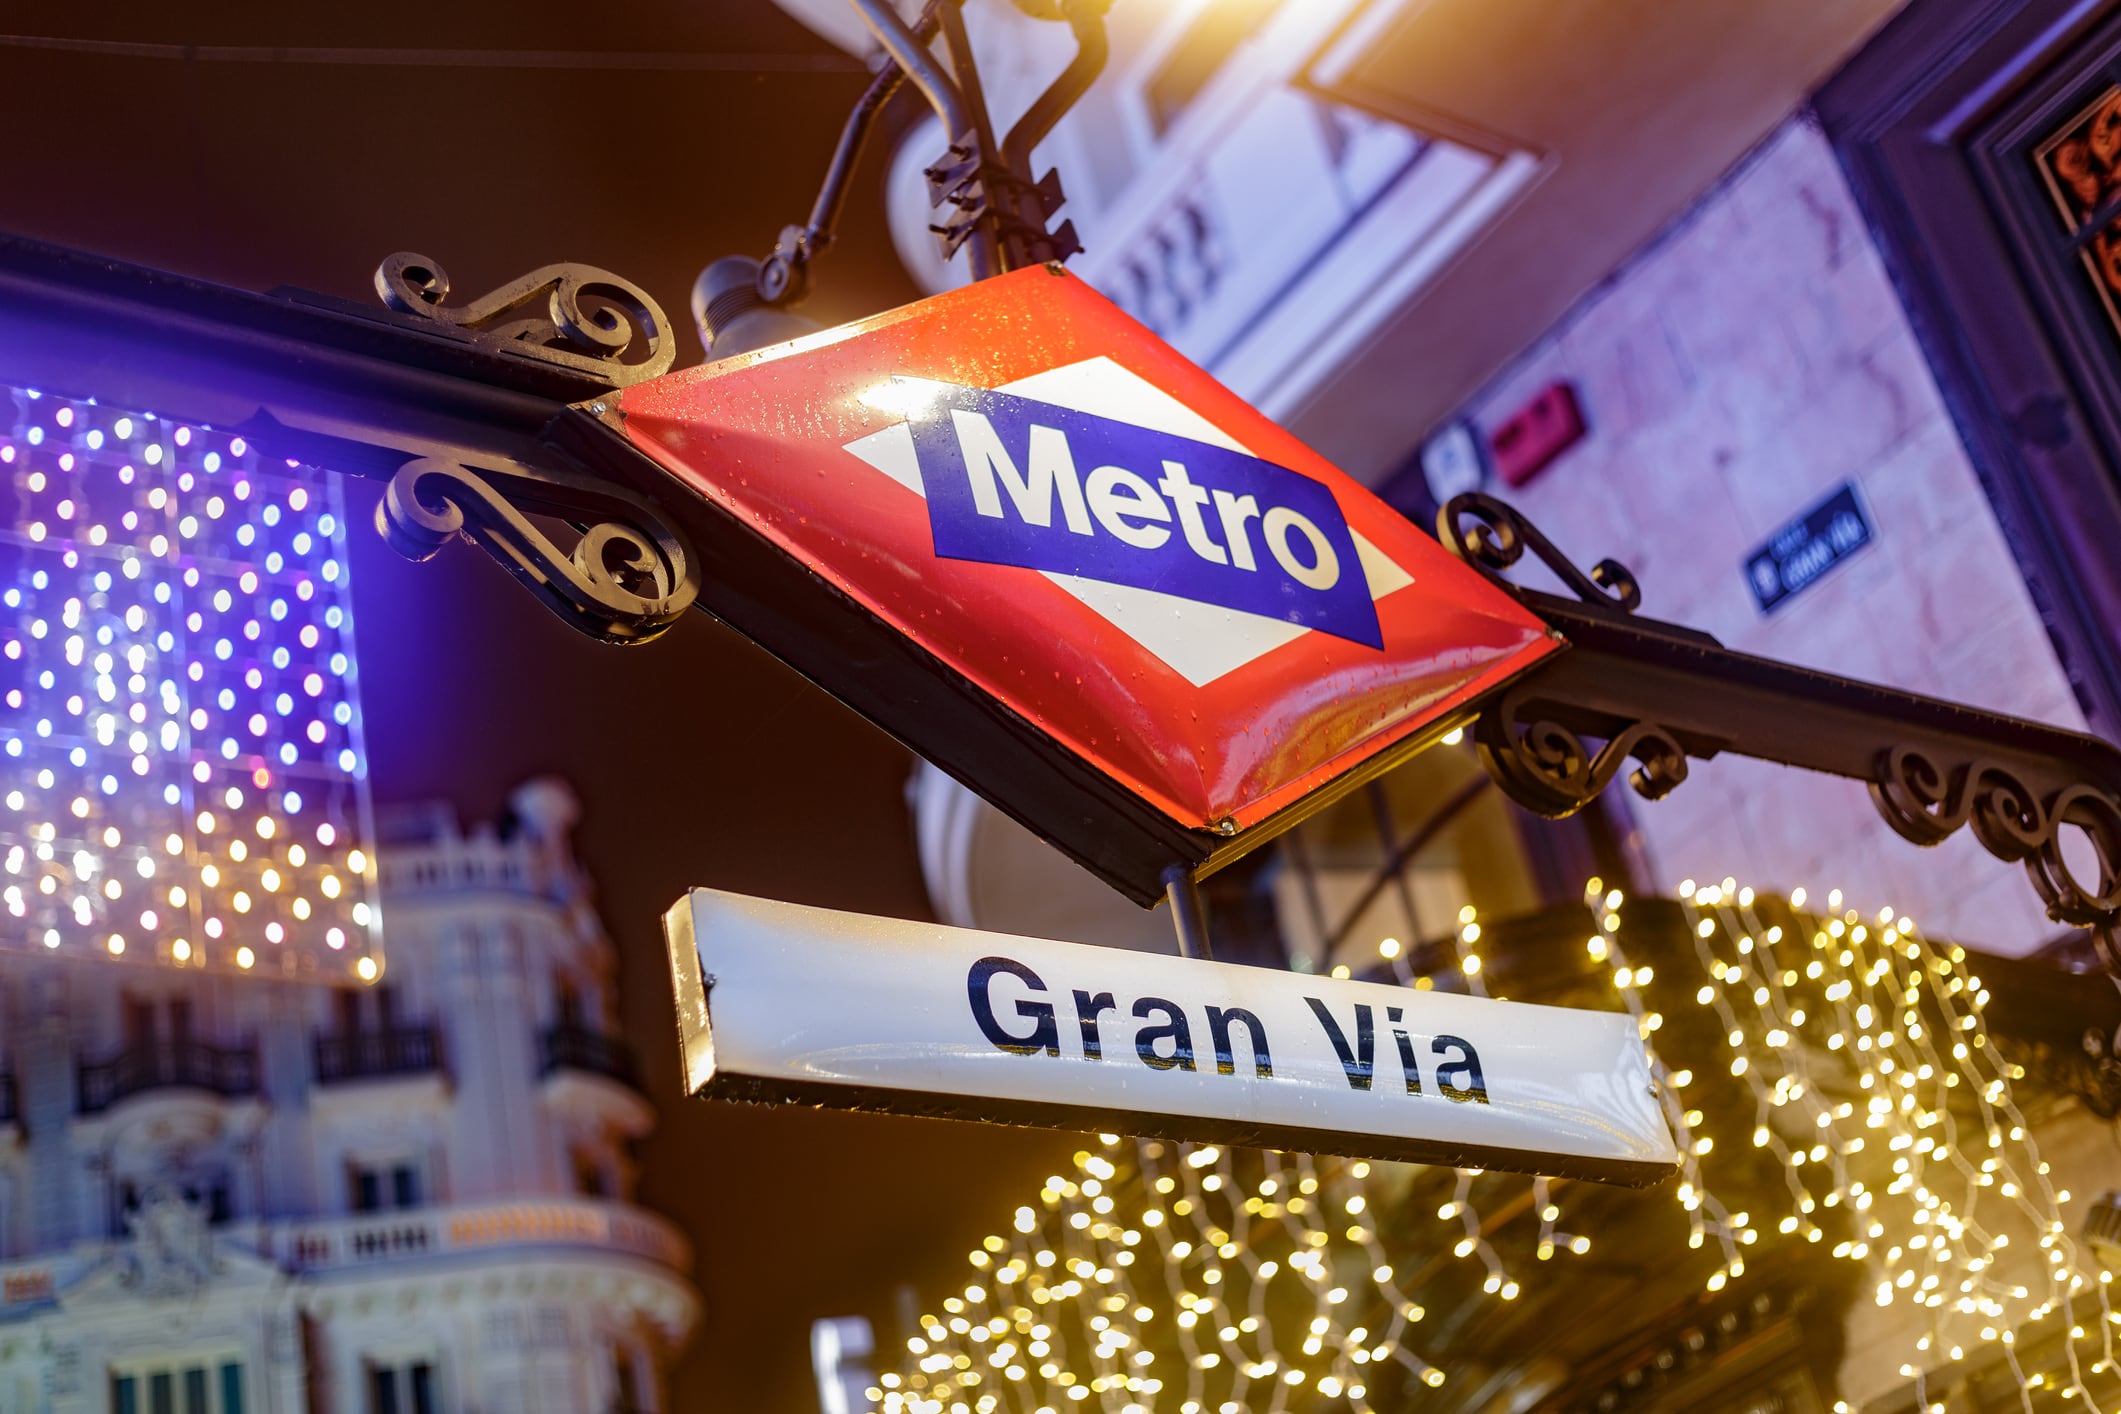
[1460,116,2083,956]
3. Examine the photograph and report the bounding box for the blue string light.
[0,387,381,980]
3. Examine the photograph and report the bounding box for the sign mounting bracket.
[1439,492,2121,961]
[1162,864,1212,961]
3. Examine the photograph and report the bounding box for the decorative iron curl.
[377,458,698,646]
[1438,491,1641,613]
[1473,690,1689,819]
[1869,745,2121,928]
[374,252,675,386]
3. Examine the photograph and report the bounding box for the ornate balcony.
[313,1025,443,1085]
[265,1197,690,1274]
[76,1041,259,1116]
[540,1023,638,1090]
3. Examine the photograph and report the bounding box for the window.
[123,996,193,1049]
[335,984,400,1034]
[367,1360,437,1414]
[109,1360,242,1414]
[613,1348,643,1412]
[349,1161,422,1213]
[1143,0,1283,135]
[2031,85,2121,342]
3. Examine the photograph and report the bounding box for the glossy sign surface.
[666,888,1678,1184]
[617,267,1556,830]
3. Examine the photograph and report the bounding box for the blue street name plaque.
[1745,482,1873,614]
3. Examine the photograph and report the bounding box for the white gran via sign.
[665,889,1678,1185]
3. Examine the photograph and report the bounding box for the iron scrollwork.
[1439,490,2121,958]
[1474,687,1691,820]
[1869,744,2121,929]
[374,253,675,386]
[1993,1020,2121,1119]
[377,458,699,646]
[1437,490,1643,613]
[1441,491,1688,817]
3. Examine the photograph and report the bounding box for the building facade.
[0,779,696,1414]
[848,0,2111,966]
[787,2,2121,1408]
[1441,113,2086,954]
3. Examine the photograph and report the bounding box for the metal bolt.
[589,401,609,417]
[1215,817,1238,837]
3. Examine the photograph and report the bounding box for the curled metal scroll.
[375,253,675,386]
[2076,1024,2121,1118]
[377,458,698,645]
[1438,491,1642,613]
[1473,688,1689,819]
[1870,744,2121,928]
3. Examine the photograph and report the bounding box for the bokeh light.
[0,385,379,979]
[879,883,2111,1412]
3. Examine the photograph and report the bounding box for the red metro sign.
[581,266,1556,903]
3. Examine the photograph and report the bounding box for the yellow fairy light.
[882,876,2103,1413]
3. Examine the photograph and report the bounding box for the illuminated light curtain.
[0,384,380,980]
[877,884,2112,1414]
[1607,880,2113,1408]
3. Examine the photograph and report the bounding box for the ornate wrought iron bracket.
[1474,685,1690,820]
[374,253,674,387]
[1871,745,2121,928]
[376,457,698,645]
[1439,490,1643,615]
[1440,494,2121,950]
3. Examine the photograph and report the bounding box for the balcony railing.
[540,1023,638,1089]
[76,1041,259,1115]
[313,1025,443,1085]
[265,1197,691,1274]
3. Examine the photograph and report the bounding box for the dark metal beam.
[1441,493,2121,955]
[9,224,2121,954]
[0,229,701,645]
[0,229,639,480]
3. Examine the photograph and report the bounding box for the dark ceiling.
[0,4,1088,1410]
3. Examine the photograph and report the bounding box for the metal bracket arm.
[374,252,675,386]
[377,457,699,646]
[1441,493,2121,942]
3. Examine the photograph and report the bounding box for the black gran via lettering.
[1132,996,1196,1072]
[1388,1005,1422,1095]
[1073,989,1117,1060]
[1432,1034,1490,1104]
[1306,998,1375,1091]
[967,956,1060,1057]
[1204,1005,1272,1078]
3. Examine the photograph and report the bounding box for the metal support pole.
[999,0,1110,177]
[1162,864,1212,961]
[850,0,1000,279]
[803,61,907,247]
